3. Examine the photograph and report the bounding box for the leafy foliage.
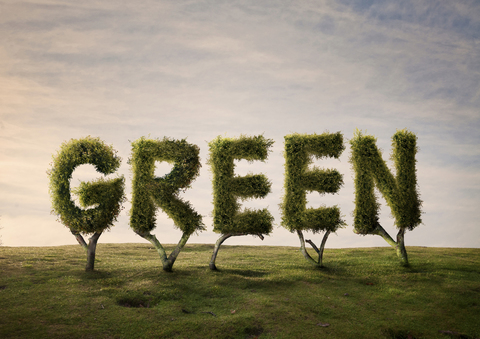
[349,129,422,234]
[281,132,346,233]
[129,137,204,235]
[48,136,125,234]
[208,135,274,234]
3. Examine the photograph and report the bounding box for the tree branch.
[166,232,191,270]
[135,229,193,272]
[396,228,409,266]
[71,230,88,251]
[297,230,321,267]
[85,232,102,271]
[371,225,397,248]
[298,230,331,267]
[369,225,409,266]
[135,230,169,269]
[305,239,320,254]
[209,233,264,270]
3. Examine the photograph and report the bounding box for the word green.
[49,130,421,270]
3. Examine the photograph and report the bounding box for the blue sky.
[1,0,479,249]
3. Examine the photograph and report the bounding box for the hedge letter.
[48,136,125,271]
[208,135,274,270]
[349,129,422,265]
[130,137,204,272]
[281,132,345,267]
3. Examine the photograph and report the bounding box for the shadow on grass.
[80,270,113,280]
[116,289,182,308]
[215,268,269,278]
[382,328,423,339]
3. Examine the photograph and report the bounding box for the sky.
[1,0,479,250]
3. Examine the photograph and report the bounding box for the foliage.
[48,136,125,235]
[280,132,346,233]
[208,135,274,235]
[349,129,422,234]
[129,137,204,235]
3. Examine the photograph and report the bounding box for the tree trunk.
[71,230,88,251]
[371,225,409,266]
[297,230,330,268]
[318,230,331,266]
[85,232,102,271]
[135,230,190,272]
[165,232,191,272]
[396,228,409,266]
[372,225,397,247]
[209,233,263,270]
[210,233,237,270]
[71,230,102,271]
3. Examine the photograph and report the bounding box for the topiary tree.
[349,129,422,266]
[129,137,204,272]
[280,132,346,268]
[208,135,274,270]
[48,136,126,271]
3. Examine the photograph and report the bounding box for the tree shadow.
[214,268,269,278]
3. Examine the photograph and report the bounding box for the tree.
[280,132,346,268]
[208,135,274,270]
[129,137,204,272]
[349,129,422,266]
[48,137,125,271]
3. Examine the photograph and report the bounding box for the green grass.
[0,244,479,338]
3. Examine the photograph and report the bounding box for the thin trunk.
[135,230,168,269]
[372,225,409,266]
[299,230,331,267]
[396,228,409,266]
[297,230,322,267]
[317,230,331,266]
[165,232,191,271]
[209,233,263,270]
[210,233,235,270]
[135,230,190,272]
[71,230,88,251]
[85,232,102,271]
[372,225,397,247]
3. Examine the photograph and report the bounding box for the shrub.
[129,137,204,271]
[349,129,422,265]
[280,132,346,267]
[208,135,274,269]
[48,136,125,271]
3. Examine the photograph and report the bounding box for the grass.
[0,244,479,338]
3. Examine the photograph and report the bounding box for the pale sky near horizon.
[1,0,479,249]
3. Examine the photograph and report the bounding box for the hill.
[0,244,479,338]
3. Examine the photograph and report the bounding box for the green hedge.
[208,135,274,235]
[48,136,125,234]
[281,132,346,233]
[129,137,204,235]
[349,129,422,234]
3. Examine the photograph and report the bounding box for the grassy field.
[0,244,479,339]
